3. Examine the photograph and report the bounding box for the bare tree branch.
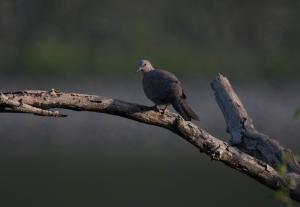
[0,76,299,202]
[211,74,300,201]
[0,92,66,117]
[211,74,300,174]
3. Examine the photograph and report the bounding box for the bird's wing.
[155,69,179,83]
[155,69,187,99]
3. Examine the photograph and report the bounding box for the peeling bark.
[0,75,299,202]
[211,74,300,173]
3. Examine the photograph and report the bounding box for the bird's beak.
[137,67,142,72]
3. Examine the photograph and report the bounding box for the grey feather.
[172,97,199,121]
[139,61,199,121]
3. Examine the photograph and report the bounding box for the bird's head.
[137,59,154,72]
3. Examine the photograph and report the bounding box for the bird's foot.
[160,105,170,114]
[150,105,170,115]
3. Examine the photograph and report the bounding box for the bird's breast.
[142,73,172,105]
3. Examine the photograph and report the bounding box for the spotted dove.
[137,59,199,121]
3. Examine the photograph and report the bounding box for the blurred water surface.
[0,77,299,207]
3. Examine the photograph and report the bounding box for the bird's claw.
[160,108,170,115]
[149,105,170,115]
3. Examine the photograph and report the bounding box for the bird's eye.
[143,63,146,66]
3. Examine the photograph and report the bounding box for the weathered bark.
[0,75,299,202]
[211,75,300,174]
[211,74,300,201]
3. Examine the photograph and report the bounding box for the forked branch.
[0,75,299,202]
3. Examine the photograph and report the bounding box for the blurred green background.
[0,1,300,207]
[1,0,300,80]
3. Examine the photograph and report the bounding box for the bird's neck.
[143,67,155,73]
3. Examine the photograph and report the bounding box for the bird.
[137,59,199,121]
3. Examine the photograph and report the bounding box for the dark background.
[0,0,299,206]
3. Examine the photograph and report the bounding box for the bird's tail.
[172,98,199,121]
